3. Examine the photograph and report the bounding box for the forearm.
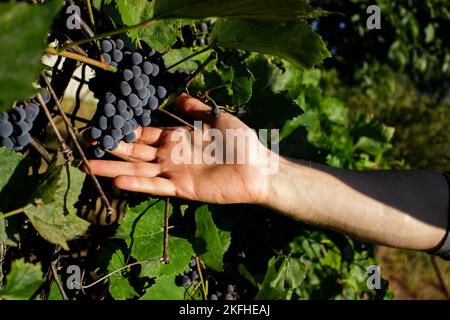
[264,157,449,250]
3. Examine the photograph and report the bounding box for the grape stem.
[162,197,170,264]
[184,52,217,87]
[45,48,117,72]
[196,257,208,299]
[157,108,195,129]
[430,256,450,299]
[36,93,74,162]
[41,76,114,218]
[59,17,159,51]
[50,261,69,300]
[166,46,213,71]
[29,136,52,164]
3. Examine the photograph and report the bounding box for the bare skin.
[87,93,449,252]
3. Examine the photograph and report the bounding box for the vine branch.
[45,48,116,72]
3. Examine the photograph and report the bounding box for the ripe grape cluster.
[88,38,172,158]
[180,257,200,287]
[0,102,40,151]
[210,284,240,301]
[197,23,211,47]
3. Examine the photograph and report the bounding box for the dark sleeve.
[428,172,450,260]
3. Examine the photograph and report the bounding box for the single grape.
[102,135,115,149]
[213,108,221,117]
[26,103,40,121]
[181,275,191,287]
[110,61,118,68]
[16,133,30,146]
[115,39,124,50]
[123,69,133,82]
[0,112,8,122]
[236,107,246,117]
[210,294,218,301]
[111,128,123,140]
[101,40,112,53]
[128,93,139,108]
[1,137,14,150]
[104,103,116,117]
[140,113,151,126]
[40,88,51,103]
[197,37,206,46]
[224,294,234,301]
[119,110,130,120]
[191,271,199,282]
[122,122,133,135]
[0,121,13,138]
[11,107,26,122]
[141,74,150,87]
[112,49,123,62]
[94,146,105,158]
[189,258,197,268]
[205,34,211,46]
[105,92,116,103]
[112,115,125,129]
[120,81,132,96]
[148,85,156,97]
[148,96,159,110]
[108,39,116,50]
[149,49,156,57]
[132,52,143,65]
[157,86,167,99]
[103,53,112,64]
[14,121,29,136]
[227,284,235,294]
[137,88,148,100]
[130,119,139,130]
[90,127,102,139]
[124,132,136,143]
[134,107,143,117]
[111,140,119,151]
[151,64,160,77]
[132,65,142,77]
[98,116,108,130]
[133,77,144,91]
[199,23,208,33]
[117,100,127,112]
[143,61,154,75]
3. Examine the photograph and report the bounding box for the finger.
[134,126,164,145]
[174,93,212,122]
[88,160,161,178]
[108,141,157,162]
[114,176,176,197]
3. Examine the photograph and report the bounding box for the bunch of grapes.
[0,102,40,151]
[88,38,173,158]
[210,284,240,301]
[197,22,211,47]
[180,257,200,287]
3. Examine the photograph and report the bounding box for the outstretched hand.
[87,94,273,205]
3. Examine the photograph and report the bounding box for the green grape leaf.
[141,274,186,300]
[0,0,63,109]
[116,200,194,278]
[211,19,331,69]
[24,159,90,250]
[230,66,255,106]
[0,259,44,300]
[163,48,211,72]
[0,147,36,246]
[256,255,307,300]
[108,246,139,300]
[153,0,320,20]
[193,205,231,272]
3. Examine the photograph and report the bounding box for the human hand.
[87,94,275,205]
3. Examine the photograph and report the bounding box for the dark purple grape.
[134,107,143,117]
[14,121,28,135]
[112,115,125,129]
[111,128,123,140]
[132,52,143,65]
[120,81,132,96]
[0,121,13,138]
[90,127,102,139]
[149,49,156,57]
[101,40,112,53]
[115,39,124,50]
[117,100,127,112]
[110,61,118,68]
[137,88,148,99]
[151,64,160,77]
[98,116,108,130]
[197,37,206,46]
[16,133,30,146]
[140,113,151,126]
[103,53,112,64]
[199,23,208,33]
[128,94,139,108]
[111,140,119,151]
[102,135,115,149]
[40,88,51,104]
[119,110,130,120]
[224,293,234,300]
[124,132,136,143]
[0,112,8,122]
[157,86,167,99]
[148,85,156,97]
[205,34,211,46]
[213,108,220,117]
[94,146,105,158]
[130,119,139,130]
[123,69,133,82]
[189,258,197,268]
[141,74,150,87]
[181,275,191,287]
[105,92,116,103]
[191,271,199,282]
[1,137,14,150]
[122,122,133,135]
[210,294,218,300]
[227,285,235,293]
[25,103,39,121]
[112,49,123,62]
[132,65,142,77]
[148,96,158,110]
[11,107,26,122]
[133,77,144,91]
[104,103,116,117]
[143,61,153,75]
